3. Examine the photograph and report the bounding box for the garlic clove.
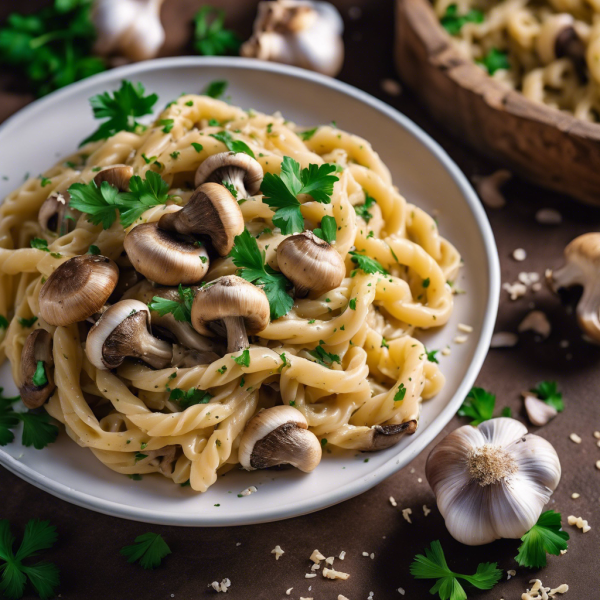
[524,395,558,426]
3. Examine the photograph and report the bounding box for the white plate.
[0,57,500,526]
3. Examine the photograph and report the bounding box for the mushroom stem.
[135,327,174,369]
[223,316,249,354]
[251,423,317,471]
[575,279,600,339]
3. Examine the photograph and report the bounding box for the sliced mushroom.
[39,255,119,326]
[191,275,270,354]
[194,152,263,199]
[158,182,244,256]
[357,420,418,451]
[86,299,174,370]
[93,164,133,191]
[524,394,558,427]
[238,405,322,472]
[547,232,600,341]
[537,14,585,69]
[19,329,56,409]
[276,230,345,297]
[123,222,209,286]
[38,191,80,235]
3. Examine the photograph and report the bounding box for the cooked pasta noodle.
[0,90,460,492]
[434,0,600,120]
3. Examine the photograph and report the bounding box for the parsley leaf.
[458,387,495,425]
[307,341,340,368]
[261,157,339,234]
[425,348,439,364]
[149,285,194,324]
[0,315,8,329]
[209,131,255,158]
[120,533,171,570]
[87,244,101,255]
[354,193,376,223]
[30,238,49,252]
[515,511,569,568]
[410,540,502,600]
[230,229,293,320]
[158,118,174,134]
[232,348,250,367]
[169,388,212,410]
[0,519,60,600]
[440,4,484,36]
[191,142,203,153]
[531,381,564,412]
[193,6,240,56]
[394,383,407,402]
[477,48,510,75]
[299,127,318,141]
[313,215,337,243]
[222,180,238,198]
[204,79,228,99]
[18,317,38,328]
[80,80,158,145]
[349,251,387,275]
[67,180,122,229]
[117,171,170,228]
[32,361,47,388]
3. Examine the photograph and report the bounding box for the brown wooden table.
[1,1,599,598]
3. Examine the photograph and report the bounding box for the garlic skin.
[426,418,561,546]
[241,1,344,77]
[92,0,165,63]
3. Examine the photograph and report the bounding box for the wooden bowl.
[395,0,600,205]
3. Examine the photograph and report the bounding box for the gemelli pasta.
[0,84,460,492]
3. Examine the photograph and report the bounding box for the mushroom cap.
[123,222,210,286]
[191,275,270,336]
[158,182,244,256]
[276,230,345,297]
[19,329,56,409]
[536,14,575,64]
[359,420,418,452]
[238,405,322,472]
[93,164,133,191]
[86,299,150,370]
[39,255,119,326]
[194,151,263,196]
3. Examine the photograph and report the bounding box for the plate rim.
[0,55,500,526]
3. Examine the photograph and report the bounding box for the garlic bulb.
[241,0,344,77]
[92,0,165,62]
[426,418,561,546]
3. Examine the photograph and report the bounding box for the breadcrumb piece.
[596,459,600,469]
[503,282,527,300]
[417,477,422,483]
[339,550,346,560]
[239,485,257,496]
[441,347,451,356]
[271,545,284,560]
[423,505,431,517]
[549,584,569,595]
[571,493,580,499]
[323,567,350,580]
[299,597,313,600]
[338,595,350,600]
[594,431,600,439]
[507,569,516,580]
[381,78,402,96]
[362,552,369,556]
[569,433,582,444]
[397,589,405,595]
[402,508,412,523]
[513,248,527,261]
[305,573,317,579]
[210,578,231,593]
[310,549,326,564]
[389,496,397,507]
[311,563,320,571]
[325,556,335,565]
[568,515,591,532]
[458,323,473,333]
[454,335,468,344]
[285,589,293,596]
[370,553,375,559]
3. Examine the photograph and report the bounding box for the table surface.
[1,1,599,599]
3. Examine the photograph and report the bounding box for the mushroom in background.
[241,0,344,77]
[38,191,80,236]
[238,405,322,472]
[536,13,586,73]
[547,232,600,342]
[19,330,56,409]
[91,0,166,63]
[93,164,134,191]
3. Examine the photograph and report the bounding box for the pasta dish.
[0,81,460,492]
[434,0,600,121]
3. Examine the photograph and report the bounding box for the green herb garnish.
[120,533,171,570]
[193,7,240,56]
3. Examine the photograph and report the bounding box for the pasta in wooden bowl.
[0,82,460,492]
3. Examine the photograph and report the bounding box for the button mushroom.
[191,275,269,354]
[276,231,345,297]
[158,182,244,256]
[547,232,600,341]
[19,329,56,409]
[536,14,585,72]
[123,222,209,286]
[39,255,119,326]
[93,164,133,191]
[238,405,322,472]
[86,299,175,370]
[38,191,80,236]
[194,152,264,200]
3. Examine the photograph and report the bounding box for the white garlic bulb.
[426,417,561,546]
[92,0,165,63]
[241,0,344,77]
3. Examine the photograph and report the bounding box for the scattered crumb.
[569,433,582,444]
[338,595,350,600]
[531,282,542,292]
[454,335,468,344]
[535,208,562,225]
[594,431,600,439]
[571,493,580,499]
[381,78,402,96]
[513,248,527,261]
[410,468,415,474]
[472,170,511,208]
[389,496,397,507]
[210,578,231,593]
[518,272,540,286]
[417,477,422,483]
[423,504,431,516]
[310,549,326,564]
[490,331,518,348]
[402,508,412,523]
[339,551,346,560]
[560,549,568,555]
[503,282,527,300]
[567,515,591,532]
[441,347,451,356]
[325,556,335,566]
[299,598,313,600]
[596,460,600,470]
[521,578,569,599]
[362,552,369,557]
[323,567,350,580]
[370,553,375,559]
[458,323,473,333]
[271,545,284,560]
[305,573,317,579]
[286,589,293,596]
[235,542,241,547]
[239,485,257,496]
[507,569,516,579]
[311,563,320,571]
[397,589,405,596]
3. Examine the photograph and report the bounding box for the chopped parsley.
[232,348,250,367]
[349,298,357,310]
[515,510,569,568]
[458,387,495,425]
[159,119,174,133]
[32,361,48,388]
[204,80,228,99]
[425,348,439,364]
[307,340,340,367]
[209,130,255,158]
[0,315,8,329]
[298,127,318,141]
[530,381,564,412]
[193,7,241,56]
[148,285,194,323]
[30,238,49,251]
[477,48,510,75]
[191,142,203,153]
[222,180,238,198]
[349,251,387,275]
[18,317,38,328]
[120,532,171,570]
[313,215,337,244]
[440,4,484,36]
[394,383,406,402]
[87,245,101,255]
[169,387,212,409]
[422,277,431,288]
[354,193,376,223]
[217,365,227,375]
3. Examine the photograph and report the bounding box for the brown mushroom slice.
[194,152,263,198]
[276,231,345,297]
[19,329,56,409]
[86,299,174,370]
[38,191,80,235]
[93,164,134,191]
[536,14,585,70]
[39,255,119,326]
[158,182,244,256]
[358,420,417,452]
[547,232,600,341]
[238,405,322,472]
[123,222,209,286]
[191,275,270,354]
